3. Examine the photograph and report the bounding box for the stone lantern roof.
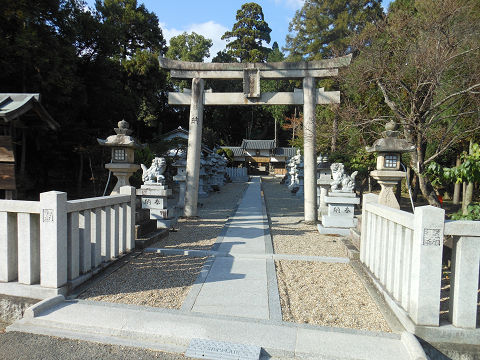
[97,120,143,149]
[366,120,415,154]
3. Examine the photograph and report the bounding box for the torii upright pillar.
[184,78,204,217]
[303,76,317,223]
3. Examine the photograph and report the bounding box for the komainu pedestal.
[137,183,176,229]
[318,163,359,236]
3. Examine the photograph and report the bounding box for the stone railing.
[360,193,480,331]
[0,186,135,299]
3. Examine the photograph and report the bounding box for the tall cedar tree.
[221,2,272,63]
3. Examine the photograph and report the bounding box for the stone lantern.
[97,120,143,194]
[366,120,415,209]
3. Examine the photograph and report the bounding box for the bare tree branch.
[376,80,406,119]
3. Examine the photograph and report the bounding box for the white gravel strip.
[262,178,347,257]
[263,177,391,332]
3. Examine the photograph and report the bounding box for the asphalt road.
[0,322,186,360]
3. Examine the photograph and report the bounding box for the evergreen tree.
[166,32,212,62]
[221,2,272,63]
[284,0,383,60]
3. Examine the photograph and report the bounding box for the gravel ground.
[152,182,247,250]
[78,182,246,308]
[79,254,206,309]
[276,260,391,332]
[262,177,347,258]
[263,177,391,332]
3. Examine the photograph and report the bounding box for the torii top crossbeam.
[159,55,352,106]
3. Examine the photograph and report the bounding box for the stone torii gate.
[159,55,351,223]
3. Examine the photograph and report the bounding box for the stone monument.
[366,120,415,209]
[318,163,360,236]
[97,120,143,194]
[137,157,176,229]
[316,154,332,215]
[172,156,187,208]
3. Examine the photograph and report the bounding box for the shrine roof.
[241,139,276,150]
[0,93,58,130]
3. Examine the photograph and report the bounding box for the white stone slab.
[317,224,351,236]
[321,215,357,228]
[185,338,261,360]
[324,195,360,204]
[141,197,167,210]
[327,204,355,217]
[136,188,171,197]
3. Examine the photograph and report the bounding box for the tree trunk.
[453,155,461,204]
[462,182,473,215]
[331,115,338,152]
[412,173,419,202]
[417,171,441,207]
[462,141,475,215]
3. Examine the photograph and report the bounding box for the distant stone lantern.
[97,120,143,194]
[366,120,415,209]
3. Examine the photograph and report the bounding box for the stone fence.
[360,193,480,340]
[0,186,135,299]
[226,167,248,182]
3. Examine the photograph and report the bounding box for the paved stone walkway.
[191,177,271,319]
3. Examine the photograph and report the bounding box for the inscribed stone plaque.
[185,338,261,360]
[42,209,54,223]
[422,228,442,246]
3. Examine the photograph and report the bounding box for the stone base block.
[155,218,177,229]
[317,224,351,236]
[317,206,328,216]
[295,187,304,198]
[321,215,357,228]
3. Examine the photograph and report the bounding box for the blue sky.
[86,0,392,60]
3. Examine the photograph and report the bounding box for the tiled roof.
[240,139,276,150]
[222,146,244,157]
[274,147,297,157]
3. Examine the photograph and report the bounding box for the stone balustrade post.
[120,186,136,251]
[409,205,444,326]
[449,235,480,328]
[39,191,68,289]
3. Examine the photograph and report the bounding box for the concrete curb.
[24,295,65,319]
[401,331,428,360]
[9,298,416,360]
[144,247,350,264]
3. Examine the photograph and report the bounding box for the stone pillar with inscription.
[173,157,187,208]
[316,154,332,216]
[184,78,204,217]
